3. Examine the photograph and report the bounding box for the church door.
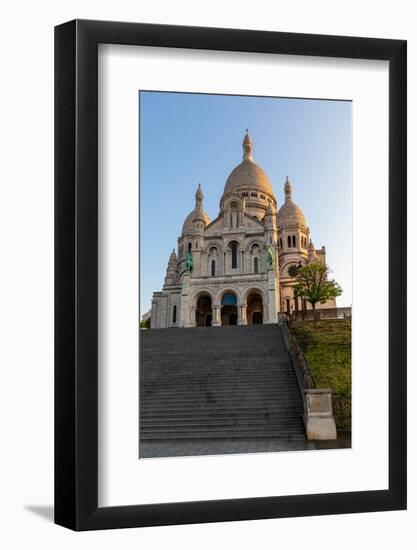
[228,312,238,325]
[221,292,238,326]
[252,311,263,324]
[196,295,212,327]
[246,292,263,325]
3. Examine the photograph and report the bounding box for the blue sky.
[140,91,352,315]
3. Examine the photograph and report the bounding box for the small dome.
[181,206,210,235]
[181,183,211,235]
[277,177,307,228]
[277,200,307,228]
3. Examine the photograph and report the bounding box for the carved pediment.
[204,216,224,236]
[242,212,264,229]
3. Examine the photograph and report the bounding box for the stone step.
[141,401,302,409]
[140,431,306,443]
[140,324,305,442]
[140,425,305,432]
[141,403,304,418]
[142,379,299,387]
[141,364,290,376]
[141,391,303,399]
[140,360,291,367]
[140,422,304,430]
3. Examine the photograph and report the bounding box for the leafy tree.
[140,318,151,329]
[293,262,342,320]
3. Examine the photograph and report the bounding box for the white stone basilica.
[150,132,335,329]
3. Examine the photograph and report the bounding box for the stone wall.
[290,306,351,322]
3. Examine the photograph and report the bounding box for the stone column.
[267,266,279,324]
[150,298,158,329]
[237,303,247,325]
[241,304,247,325]
[212,305,221,327]
[189,306,196,327]
[179,272,191,327]
[263,304,268,324]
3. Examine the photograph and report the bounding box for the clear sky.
[140,91,352,315]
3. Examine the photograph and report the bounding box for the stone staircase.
[139,324,306,443]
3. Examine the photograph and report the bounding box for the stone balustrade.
[278,314,337,441]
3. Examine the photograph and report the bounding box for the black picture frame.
[55,19,407,531]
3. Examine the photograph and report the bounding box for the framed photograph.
[55,20,406,530]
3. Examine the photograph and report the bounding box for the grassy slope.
[290,319,351,398]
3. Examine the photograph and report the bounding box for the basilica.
[150,132,335,329]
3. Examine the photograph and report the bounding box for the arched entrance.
[196,294,212,327]
[246,292,263,325]
[221,292,238,325]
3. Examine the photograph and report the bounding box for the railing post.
[304,389,337,440]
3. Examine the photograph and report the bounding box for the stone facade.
[150,132,335,329]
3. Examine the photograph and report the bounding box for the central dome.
[223,161,274,197]
[221,132,276,205]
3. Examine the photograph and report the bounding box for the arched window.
[172,305,177,323]
[292,235,296,247]
[254,257,259,274]
[222,293,237,306]
[287,235,291,248]
[279,238,283,249]
[211,259,216,277]
[188,242,192,252]
[231,243,238,269]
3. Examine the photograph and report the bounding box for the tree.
[293,262,342,320]
[140,318,151,329]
